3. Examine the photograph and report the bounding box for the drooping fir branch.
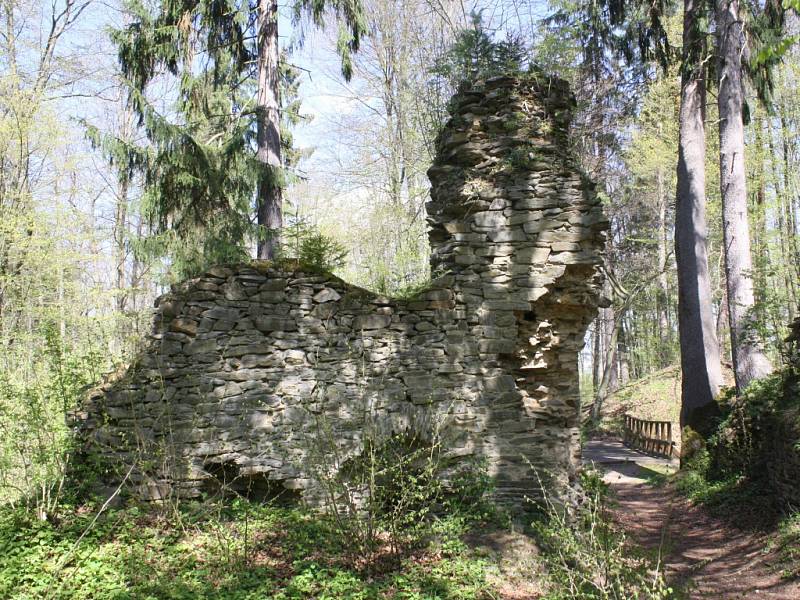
[543,0,676,79]
[107,0,364,267]
[752,0,798,70]
[113,0,252,122]
[745,0,795,111]
[292,0,366,80]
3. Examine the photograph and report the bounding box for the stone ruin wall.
[74,74,608,508]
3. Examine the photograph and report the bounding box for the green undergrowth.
[675,372,799,526]
[532,471,676,600]
[673,452,772,523]
[673,367,800,580]
[0,476,685,600]
[0,499,496,600]
[676,452,800,582]
[771,511,800,580]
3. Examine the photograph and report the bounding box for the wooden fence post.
[622,413,675,459]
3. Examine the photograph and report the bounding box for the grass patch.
[603,366,683,425]
[595,364,736,449]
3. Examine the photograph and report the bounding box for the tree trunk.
[657,167,671,366]
[592,318,602,395]
[114,177,128,314]
[779,111,800,289]
[716,0,773,391]
[592,315,621,421]
[751,119,768,308]
[131,216,144,314]
[618,320,631,385]
[769,117,798,308]
[256,0,282,260]
[602,299,618,393]
[675,0,724,434]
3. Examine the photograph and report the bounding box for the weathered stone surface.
[353,314,392,330]
[170,318,198,336]
[255,317,297,332]
[74,73,606,511]
[313,288,341,303]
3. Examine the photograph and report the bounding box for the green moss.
[389,278,434,301]
[680,427,706,463]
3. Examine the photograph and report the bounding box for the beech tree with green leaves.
[549,0,791,431]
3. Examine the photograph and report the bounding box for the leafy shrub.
[442,459,503,524]
[306,407,495,568]
[349,432,445,554]
[533,470,675,600]
[0,325,104,517]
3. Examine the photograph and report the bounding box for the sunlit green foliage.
[0,326,106,513]
[0,498,495,599]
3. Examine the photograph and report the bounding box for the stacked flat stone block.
[73,73,608,508]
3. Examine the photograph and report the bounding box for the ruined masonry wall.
[75,74,607,508]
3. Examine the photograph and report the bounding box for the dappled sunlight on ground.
[585,440,800,599]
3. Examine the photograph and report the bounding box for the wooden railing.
[623,414,675,458]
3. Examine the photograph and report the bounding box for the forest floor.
[587,439,800,599]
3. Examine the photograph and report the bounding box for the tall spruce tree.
[113,0,365,266]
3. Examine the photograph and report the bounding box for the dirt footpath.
[586,440,800,599]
